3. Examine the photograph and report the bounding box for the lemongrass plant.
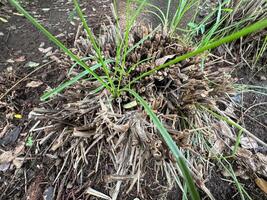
[9,0,267,199]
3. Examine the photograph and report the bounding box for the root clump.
[28,24,260,199]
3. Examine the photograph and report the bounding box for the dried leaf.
[0,17,8,23]
[0,151,13,164]
[0,126,22,146]
[240,137,258,149]
[0,163,10,172]
[6,59,15,63]
[236,148,252,158]
[218,121,234,138]
[14,56,26,62]
[73,128,95,138]
[123,101,137,109]
[222,168,249,179]
[86,187,111,200]
[111,122,130,133]
[27,175,44,200]
[0,124,11,139]
[155,54,176,66]
[210,139,225,156]
[25,61,40,68]
[26,81,43,88]
[38,47,53,53]
[255,177,267,194]
[13,158,23,169]
[0,143,24,165]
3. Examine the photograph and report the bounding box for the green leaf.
[222,8,233,12]
[124,88,200,200]
[26,136,33,147]
[188,22,198,29]
[200,24,205,34]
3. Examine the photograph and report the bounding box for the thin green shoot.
[198,2,223,47]
[9,0,110,92]
[254,35,267,66]
[127,57,153,75]
[170,0,198,35]
[196,128,251,200]
[231,129,243,157]
[124,88,200,200]
[41,60,113,101]
[68,56,94,75]
[216,156,252,200]
[182,174,189,200]
[89,85,105,95]
[137,0,167,27]
[116,0,147,92]
[72,0,116,94]
[200,105,267,148]
[126,18,267,87]
[235,84,267,96]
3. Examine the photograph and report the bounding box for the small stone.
[42,8,50,12]
[259,76,266,81]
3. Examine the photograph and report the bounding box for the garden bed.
[0,1,266,199]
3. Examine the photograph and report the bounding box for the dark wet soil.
[0,0,266,200]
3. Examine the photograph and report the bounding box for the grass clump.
[9,0,267,199]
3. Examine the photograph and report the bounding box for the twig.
[244,102,267,115]
[0,60,55,100]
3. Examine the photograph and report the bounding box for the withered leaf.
[240,137,258,149]
[26,80,43,88]
[155,54,176,66]
[255,177,267,194]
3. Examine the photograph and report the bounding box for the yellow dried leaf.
[255,177,267,194]
[14,114,23,119]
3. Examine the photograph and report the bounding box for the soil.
[0,1,266,200]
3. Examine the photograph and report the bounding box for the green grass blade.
[72,0,115,94]
[41,60,113,101]
[125,26,159,56]
[124,88,200,200]
[41,70,88,101]
[199,2,222,47]
[89,85,105,95]
[116,0,147,91]
[126,18,267,87]
[200,105,267,147]
[68,56,94,75]
[9,0,110,91]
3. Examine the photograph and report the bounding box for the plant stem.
[126,18,267,88]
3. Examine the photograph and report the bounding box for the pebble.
[259,76,266,81]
